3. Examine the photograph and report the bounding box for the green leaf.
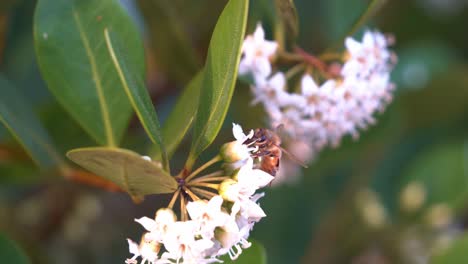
[34,0,144,146]
[220,240,267,264]
[0,234,30,264]
[0,76,61,168]
[431,232,468,264]
[187,0,249,169]
[103,28,168,171]
[323,0,386,47]
[274,0,299,49]
[136,0,200,83]
[67,147,178,196]
[151,71,204,160]
[400,141,468,210]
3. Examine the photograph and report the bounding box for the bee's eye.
[260,135,266,142]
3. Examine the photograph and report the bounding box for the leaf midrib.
[192,1,246,155]
[72,10,115,147]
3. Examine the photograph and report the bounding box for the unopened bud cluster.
[126,124,274,264]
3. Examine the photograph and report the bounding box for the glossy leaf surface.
[187,0,249,168]
[35,0,144,146]
[104,28,168,169]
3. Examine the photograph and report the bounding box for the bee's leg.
[254,150,271,156]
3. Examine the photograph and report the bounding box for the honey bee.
[244,128,307,176]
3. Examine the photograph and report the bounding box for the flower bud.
[220,141,250,163]
[155,207,177,223]
[219,179,239,202]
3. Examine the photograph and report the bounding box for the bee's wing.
[277,145,308,168]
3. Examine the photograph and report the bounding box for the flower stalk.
[126,124,275,263]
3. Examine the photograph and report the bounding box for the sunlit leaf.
[104,28,168,171]
[431,232,468,264]
[34,0,144,146]
[151,71,203,160]
[0,76,61,168]
[67,147,178,196]
[220,240,267,264]
[0,234,30,264]
[187,0,249,169]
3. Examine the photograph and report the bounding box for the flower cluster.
[239,24,396,175]
[126,124,274,264]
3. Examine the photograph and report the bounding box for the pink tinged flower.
[301,74,321,114]
[162,221,214,263]
[301,74,320,96]
[252,72,301,108]
[343,30,392,79]
[239,23,278,78]
[186,196,231,239]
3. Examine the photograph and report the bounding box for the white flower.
[242,28,395,176]
[252,72,300,107]
[214,210,253,261]
[300,75,336,117]
[186,196,231,240]
[239,23,278,78]
[215,222,251,260]
[162,221,215,263]
[128,122,274,262]
[135,208,176,242]
[126,233,162,264]
[343,30,392,80]
[235,158,274,190]
[220,159,271,222]
[220,123,255,164]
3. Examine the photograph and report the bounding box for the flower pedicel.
[126,124,273,264]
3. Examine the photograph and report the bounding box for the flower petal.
[135,217,157,232]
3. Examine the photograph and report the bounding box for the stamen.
[239,238,252,249]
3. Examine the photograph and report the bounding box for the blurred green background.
[1,0,468,263]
